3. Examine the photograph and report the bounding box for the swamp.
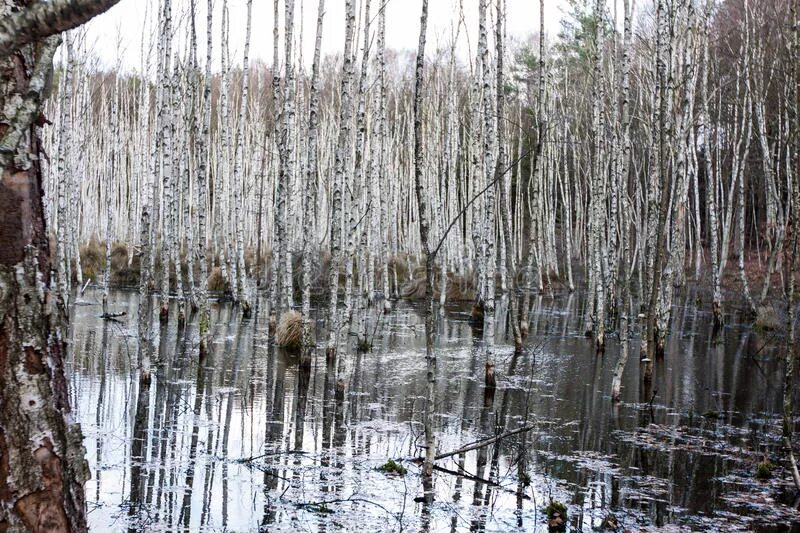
[1,0,800,531]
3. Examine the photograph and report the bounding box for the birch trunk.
[478,0,497,389]
[521,0,547,334]
[56,33,74,307]
[325,0,356,360]
[103,76,119,316]
[411,0,436,503]
[282,0,296,312]
[196,0,212,354]
[645,0,674,362]
[783,0,800,490]
[590,0,606,354]
[158,0,174,323]
[232,0,253,317]
[302,0,325,347]
[374,6,389,309]
[0,0,120,527]
[495,0,522,354]
[611,0,633,401]
[701,0,723,327]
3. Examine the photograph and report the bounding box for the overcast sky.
[80,0,571,72]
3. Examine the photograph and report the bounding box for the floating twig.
[432,425,536,462]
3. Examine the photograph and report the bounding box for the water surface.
[67,288,800,531]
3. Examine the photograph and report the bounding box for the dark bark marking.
[23,345,44,374]
[0,178,25,265]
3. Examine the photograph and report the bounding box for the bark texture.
[0,2,119,527]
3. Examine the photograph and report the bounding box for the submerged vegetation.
[542,499,568,530]
[377,459,408,476]
[756,460,775,481]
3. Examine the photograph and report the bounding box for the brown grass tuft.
[471,301,485,323]
[207,267,230,293]
[755,305,781,331]
[276,310,303,351]
[400,277,427,300]
[389,254,411,285]
[79,236,105,281]
[110,242,141,286]
[446,271,476,301]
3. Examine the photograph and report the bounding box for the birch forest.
[2,0,800,530]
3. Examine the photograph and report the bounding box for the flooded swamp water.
[66,288,800,531]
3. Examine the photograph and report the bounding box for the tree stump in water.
[470,301,485,327]
[485,360,496,395]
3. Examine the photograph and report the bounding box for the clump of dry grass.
[75,239,143,286]
[276,310,303,351]
[79,236,104,281]
[399,268,477,303]
[446,271,475,301]
[400,277,427,300]
[207,267,230,293]
[110,242,141,286]
[245,246,268,275]
[754,305,781,331]
[389,254,411,285]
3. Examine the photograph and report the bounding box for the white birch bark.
[611,0,633,401]
[700,0,722,326]
[158,0,174,322]
[196,0,212,353]
[325,0,356,360]
[55,32,74,307]
[232,0,253,317]
[301,0,325,347]
[411,0,436,502]
[282,0,297,311]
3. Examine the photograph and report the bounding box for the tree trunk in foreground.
[783,0,800,491]
[0,1,119,529]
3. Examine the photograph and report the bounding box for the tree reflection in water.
[71,289,799,531]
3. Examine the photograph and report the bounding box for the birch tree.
[325,0,356,361]
[782,0,800,491]
[301,0,325,347]
[412,0,436,503]
[232,0,253,317]
[611,0,633,401]
[0,1,119,529]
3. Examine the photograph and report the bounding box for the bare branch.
[0,0,121,58]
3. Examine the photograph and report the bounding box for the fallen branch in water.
[432,425,536,462]
[431,464,530,500]
[232,449,308,464]
[100,311,126,320]
[295,496,402,527]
